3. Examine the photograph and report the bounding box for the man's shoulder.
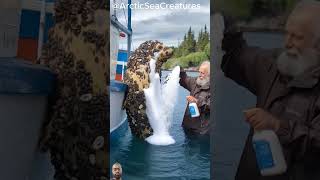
[189,76,197,84]
[182,76,197,89]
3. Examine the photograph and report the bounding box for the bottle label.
[189,105,196,116]
[253,140,274,170]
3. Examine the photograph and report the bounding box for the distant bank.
[162,66,199,72]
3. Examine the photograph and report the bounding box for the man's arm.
[221,32,278,95]
[179,70,193,91]
[213,14,280,95]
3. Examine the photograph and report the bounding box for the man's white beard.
[196,76,210,86]
[277,48,319,78]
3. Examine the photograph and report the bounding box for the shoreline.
[161,68,199,72]
[239,26,284,33]
[237,16,287,33]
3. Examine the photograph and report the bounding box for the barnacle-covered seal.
[124,40,173,139]
[39,0,109,179]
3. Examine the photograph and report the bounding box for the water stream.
[110,71,210,179]
[144,54,180,146]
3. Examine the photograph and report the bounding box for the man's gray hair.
[112,162,122,173]
[200,60,210,74]
[292,0,320,40]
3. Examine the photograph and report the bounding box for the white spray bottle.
[252,130,287,176]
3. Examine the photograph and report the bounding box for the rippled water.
[110,71,211,179]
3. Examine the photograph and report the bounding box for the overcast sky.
[111,0,210,50]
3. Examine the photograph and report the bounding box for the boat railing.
[110,0,132,93]
[0,23,19,57]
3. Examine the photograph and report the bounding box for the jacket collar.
[196,82,210,90]
[264,67,320,109]
[264,72,290,109]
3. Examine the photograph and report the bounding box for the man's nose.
[285,34,294,50]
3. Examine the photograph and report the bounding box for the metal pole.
[110,15,131,35]
[113,0,117,17]
[127,0,132,58]
[37,0,46,60]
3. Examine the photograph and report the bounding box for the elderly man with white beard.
[179,61,211,135]
[220,1,320,180]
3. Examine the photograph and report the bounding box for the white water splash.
[144,53,180,146]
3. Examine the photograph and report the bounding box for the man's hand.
[186,96,198,103]
[243,108,280,131]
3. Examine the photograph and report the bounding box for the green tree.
[196,25,210,52]
[196,29,204,51]
[164,25,210,69]
[204,42,210,59]
[176,27,197,57]
[174,34,187,58]
[185,27,196,55]
[202,25,210,50]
